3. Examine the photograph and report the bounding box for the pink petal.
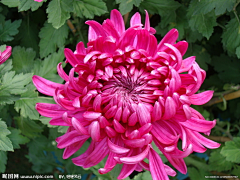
[113,119,125,133]
[189,90,214,105]
[64,48,79,67]
[0,46,12,65]
[162,97,177,120]
[164,164,176,177]
[108,138,130,154]
[36,103,66,117]
[130,12,142,27]
[57,63,69,81]
[137,103,151,126]
[83,111,102,121]
[82,137,109,168]
[57,130,88,149]
[144,10,150,31]
[88,121,100,142]
[174,41,188,56]
[120,145,150,164]
[72,117,89,135]
[32,75,63,96]
[157,29,178,52]
[149,148,169,180]
[85,20,106,39]
[110,9,125,36]
[63,139,88,159]
[117,164,137,179]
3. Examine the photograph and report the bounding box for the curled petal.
[120,145,150,164]
[108,138,130,154]
[32,75,63,96]
[189,90,214,105]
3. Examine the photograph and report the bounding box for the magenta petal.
[110,9,125,35]
[86,20,106,38]
[88,121,100,142]
[49,117,69,126]
[63,139,88,159]
[144,10,150,31]
[36,103,66,117]
[152,101,162,121]
[130,12,141,27]
[189,90,214,105]
[57,130,88,149]
[72,117,89,135]
[124,138,145,148]
[118,164,137,179]
[174,41,188,56]
[83,137,109,168]
[113,119,125,133]
[108,138,130,154]
[162,97,177,119]
[76,41,86,54]
[157,29,178,51]
[137,103,151,126]
[164,164,176,177]
[192,131,221,149]
[64,48,78,67]
[83,111,101,121]
[149,148,169,180]
[32,75,63,96]
[0,46,12,65]
[120,145,150,164]
[57,63,69,81]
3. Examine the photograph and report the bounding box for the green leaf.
[221,137,240,163]
[18,0,46,12]
[0,19,22,42]
[184,44,211,71]
[211,54,240,83]
[16,19,40,54]
[0,59,13,75]
[0,64,32,105]
[47,0,73,29]
[139,0,180,28]
[188,0,235,16]
[142,171,152,180]
[0,71,32,95]
[0,119,13,151]
[188,167,215,180]
[39,116,56,128]
[209,149,234,171]
[222,17,240,57]
[188,10,217,39]
[0,151,7,173]
[15,116,43,138]
[27,136,56,173]
[15,84,55,120]
[8,128,30,149]
[34,49,65,83]
[116,0,142,15]
[39,22,68,58]
[12,46,36,74]
[58,126,68,134]
[73,0,108,19]
[1,0,20,7]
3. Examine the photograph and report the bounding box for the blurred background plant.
[0,0,240,179]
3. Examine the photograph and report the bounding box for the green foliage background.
[0,0,240,179]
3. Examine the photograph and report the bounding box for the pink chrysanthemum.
[34,0,43,2]
[0,46,12,65]
[32,10,220,180]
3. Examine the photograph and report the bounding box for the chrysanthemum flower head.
[32,10,220,180]
[0,46,12,65]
